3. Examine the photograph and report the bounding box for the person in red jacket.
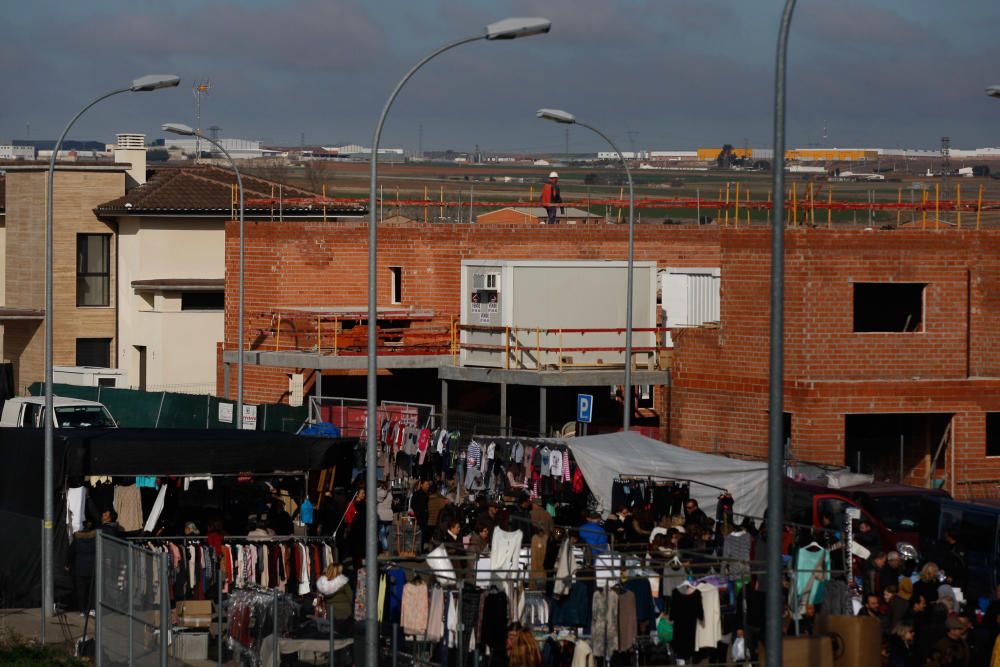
[540,171,564,224]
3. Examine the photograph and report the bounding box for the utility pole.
[418,123,423,159]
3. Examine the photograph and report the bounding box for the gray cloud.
[2,0,999,151]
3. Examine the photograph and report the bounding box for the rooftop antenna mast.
[193,79,211,160]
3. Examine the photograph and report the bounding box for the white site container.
[460,259,658,369]
[660,267,721,346]
[53,365,127,388]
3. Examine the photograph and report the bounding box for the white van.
[0,396,118,428]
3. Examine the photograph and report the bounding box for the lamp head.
[161,123,197,137]
[987,85,1000,99]
[536,108,576,124]
[486,17,551,40]
[131,75,181,92]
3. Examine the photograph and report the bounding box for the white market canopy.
[566,431,769,519]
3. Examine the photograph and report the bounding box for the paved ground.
[0,607,216,666]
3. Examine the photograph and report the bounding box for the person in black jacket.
[67,520,97,616]
[411,480,430,548]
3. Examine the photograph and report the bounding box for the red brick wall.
[220,222,721,401]
[671,228,1000,497]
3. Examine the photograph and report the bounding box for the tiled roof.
[95,165,364,216]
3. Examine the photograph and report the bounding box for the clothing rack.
[615,473,729,495]
[129,535,335,542]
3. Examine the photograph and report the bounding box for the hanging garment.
[695,582,723,651]
[401,581,429,637]
[354,567,367,622]
[113,485,144,532]
[66,487,85,535]
[794,545,830,606]
[723,530,753,578]
[135,476,158,489]
[142,484,168,534]
[299,498,314,525]
[571,639,594,667]
[618,589,638,651]
[426,586,445,642]
[591,588,619,658]
[490,528,522,581]
[553,538,578,597]
[480,589,509,658]
[529,533,547,588]
[669,586,703,661]
[446,592,460,648]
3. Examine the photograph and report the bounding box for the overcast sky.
[3,0,1000,153]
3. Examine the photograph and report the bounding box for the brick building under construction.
[219,219,1000,499]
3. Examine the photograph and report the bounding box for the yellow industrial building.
[695,147,877,161]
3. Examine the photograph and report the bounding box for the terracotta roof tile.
[96,164,364,216]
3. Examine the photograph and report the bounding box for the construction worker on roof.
[540,171,564,224]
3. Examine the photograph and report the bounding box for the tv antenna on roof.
[193,80,211,160]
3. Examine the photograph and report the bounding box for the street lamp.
[536,109,636,432]
[162,123,245,429]
[365,17,550,665]
[42,74,179,634]
[766,2,796,667]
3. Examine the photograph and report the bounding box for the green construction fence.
[27,383,308,433]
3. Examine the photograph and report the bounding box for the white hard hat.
[549,171,559,179]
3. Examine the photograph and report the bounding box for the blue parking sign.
[577,394,593,423]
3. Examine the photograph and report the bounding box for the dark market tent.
[566,431,769,519]
[0,427,354,608]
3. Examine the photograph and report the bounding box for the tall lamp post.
[42,74,179,635]
[366,17,551,664]
[162,123,245,427]
[766,2,796,667]
[536,109,636,431]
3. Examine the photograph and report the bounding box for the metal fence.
[96,531,170,667]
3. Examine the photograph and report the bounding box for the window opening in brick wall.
[76,338,112,367]
[853,283,925,332]
[390,267,402,304]
[77,234,111,306]
[181,291,224,310]
[845,413,951,486]
[987,413,1000,456]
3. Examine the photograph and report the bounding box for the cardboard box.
[172,630,209,661]
[759,636,834,667]
[814,614,881,667]
[176,600,213,628]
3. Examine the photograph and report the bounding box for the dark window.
[987,413,1000,456]
[76,338,111,367]
[76,234,111,306]
[853,283,924,332]
[181,291,224,310]
[390,267,402,304]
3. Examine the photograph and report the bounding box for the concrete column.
[500,382,508,436]
[440,379,449,430]
[539,386,547,437]
[315,370,323,398]
[223,363,231,399]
